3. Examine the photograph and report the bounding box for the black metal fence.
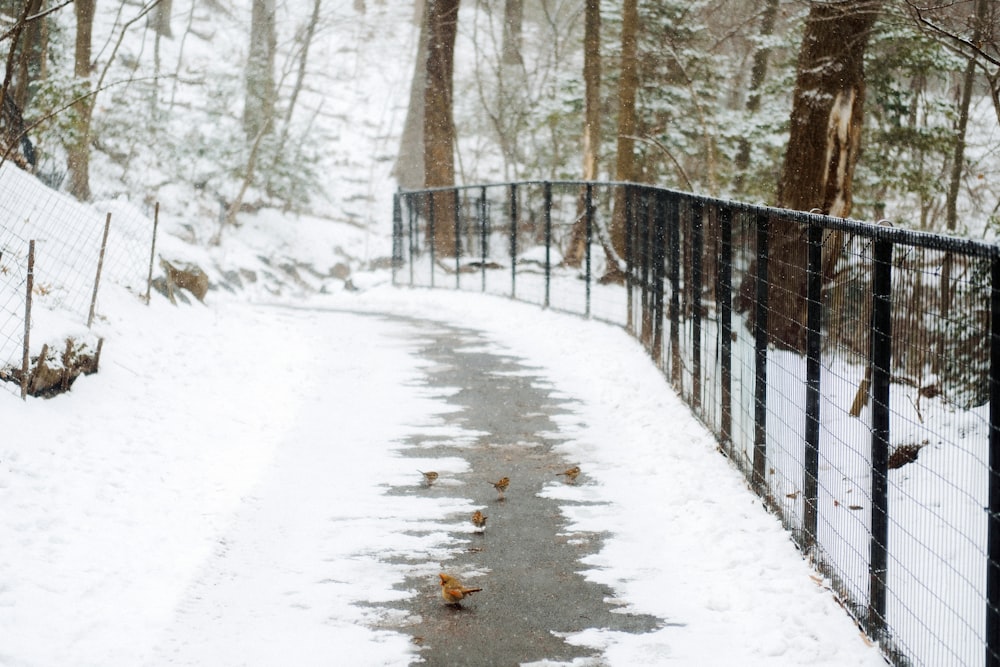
[392,180,1000,667]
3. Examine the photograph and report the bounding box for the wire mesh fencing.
[393,180,1000,667]
[0,163,156,397]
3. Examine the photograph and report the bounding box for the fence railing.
[392,180,1000,667]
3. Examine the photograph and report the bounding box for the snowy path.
[145,311,429,664]
[368,315,660,665]
[1,290,887,666]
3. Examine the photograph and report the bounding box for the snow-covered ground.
[0,277,886,666]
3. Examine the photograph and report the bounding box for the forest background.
[0,0,996,255]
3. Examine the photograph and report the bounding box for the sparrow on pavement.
[471,509,487,531]
[489,476,510,500]
[418,470,439,487]
[557,465,581,482]
[439,573,482,605]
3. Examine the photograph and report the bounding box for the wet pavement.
[379,315,661,666]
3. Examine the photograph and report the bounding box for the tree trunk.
[502,0,523,66]
[13,0,44,111]
[267,0,321,186]
[739,0,881,352]
[394,0,428,189]
[0,1,38,170]
[945,0,987,233]
[244,0,276,142]
[423,0,460,257]
[154,0,173,38]
[68,0,95,201]
[734,0,779,194]
[566,0,600,268]
[778,2,880,216]
[608,0,639,270]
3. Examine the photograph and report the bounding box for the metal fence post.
[639,188,652,350]
[989,253,1000,667]
[453,189,461,288]
[510,183,518,299]
[407,194,416,287]
[392,193,402,286]
[753,211,769,493]
[804,221,824,549]
[868,232,893,641]
[719,206,733,455]
[428,192,437,289]
[691,200,704,413]
[480,186,488,292]
[668,196,681,388]
[625,184,634,333]
[652,191,666,365]
[541,182,552,308]
[585,183,593,318]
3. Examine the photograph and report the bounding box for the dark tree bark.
[608,0,639,271]
[566,0,601,268]
[740,0,882,352]
[778,2,880,217]
[13,0,44,111]
[0,0,42,170]
[581,0,601,185]
[423,0,460,256]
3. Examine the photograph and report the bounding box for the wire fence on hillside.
[392,180,1000,667]
[0,164,157,397]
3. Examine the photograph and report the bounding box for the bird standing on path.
[489,476,510,500]
[557,465,581,483]
[471,509,487,532]
[419,470,439,487]
[439,573,482,606]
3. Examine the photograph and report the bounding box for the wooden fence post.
[20,239,34,400]
[145,202,160,303]
[88,213,112,328]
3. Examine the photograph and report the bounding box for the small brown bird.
[489,476,510,500]
[471,509,487,532]
[439,573,482,605]
[419,470,439,487]
[557,465,581,482]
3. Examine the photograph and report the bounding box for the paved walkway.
[380,315,660,665]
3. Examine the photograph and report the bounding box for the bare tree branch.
[0,0,72,43]
[904,0,1000,67]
